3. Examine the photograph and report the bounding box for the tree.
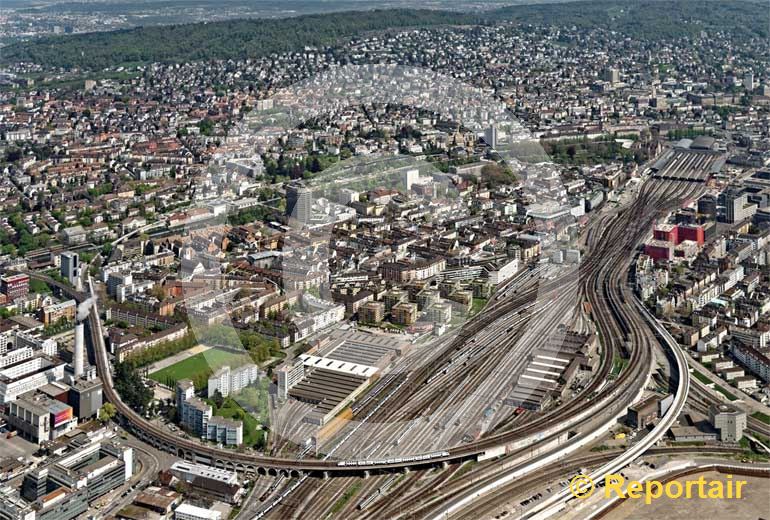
[29,278,51,295]
[212,389,225,409]
[114,362,153,414]
[98,402,117,423]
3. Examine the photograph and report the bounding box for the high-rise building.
[697,194,718,218]
[483,126,498,148]
[603,67,620,84]
[60,251,79,285]
[176,379,194,411]
[181,397,211,437]
[744,71,755,92]
[286,183,313,225]
[403,169,420,192]
[276,359,305,400]
[724,189,756,224]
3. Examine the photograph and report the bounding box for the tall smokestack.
[74,322,84,379]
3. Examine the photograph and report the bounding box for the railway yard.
[63,167,769,519]
[2,6,770,518]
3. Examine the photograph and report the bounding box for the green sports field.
[149,348,253,389]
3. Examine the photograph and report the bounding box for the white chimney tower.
[74,322,85,379]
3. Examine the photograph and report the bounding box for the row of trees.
[126,332,198,368]
[195,324,281,363]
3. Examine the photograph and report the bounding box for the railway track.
[24,176,708,478]
[345,446,746,520]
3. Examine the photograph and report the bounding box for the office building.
[0,273,29,301]
[169,462,244,504]
[709,403,746,442]
[1,437,133,520]
[0,354,66,404]
[724,189,756,224]
[7,391,77,444]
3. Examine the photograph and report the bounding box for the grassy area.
[735,451,770,463]
[610,354,629,377]
[691,369,738,401]
[210,397,266,449]
[449,460,477,481]
[713,384,738,401]
[148,348,252,389]
[691,370,712,385]
[231,378,271,426]
[470,298,488,317]
[752,411,770,425]
[329,482,363,516]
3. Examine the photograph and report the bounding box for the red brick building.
[0,273,29,301]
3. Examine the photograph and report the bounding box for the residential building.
[392,302,418,326]
[207,364,258,398]
[206,416,243,446]
[359,301,385,324]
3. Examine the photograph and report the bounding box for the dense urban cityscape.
[0,1,769,519]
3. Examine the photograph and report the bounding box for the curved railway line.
[27,175,708,479]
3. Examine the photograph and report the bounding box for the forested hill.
[493,0,769,40]
[0,9,481,70]
[2,1,768,70]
